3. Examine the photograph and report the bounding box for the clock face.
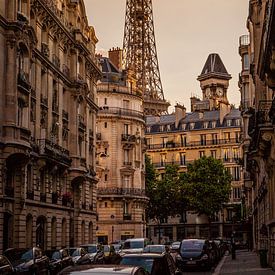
[216,87,224,97]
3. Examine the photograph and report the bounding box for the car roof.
[124,238,147,241]
[122,253,164,258]
[60,265,141,274]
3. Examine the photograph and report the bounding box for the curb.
[212,254,228,275]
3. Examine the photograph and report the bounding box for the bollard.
[231,243,236,260]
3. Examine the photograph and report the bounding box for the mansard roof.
[197,53,232,81]
[145,108,241,133]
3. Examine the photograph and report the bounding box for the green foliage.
[182,156,231,218]
[145,156,188,221]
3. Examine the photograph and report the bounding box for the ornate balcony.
[38,139,71,165]
[123,213,132,221]
[97,187,146,197]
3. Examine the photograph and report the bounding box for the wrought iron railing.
[147,138,241,150]
[98,107,144,120]
[97,187,146,197]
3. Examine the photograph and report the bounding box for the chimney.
[190,96,201,112]
[175,103,186,128]
[108,47,123,71]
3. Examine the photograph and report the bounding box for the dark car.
[0,255,15,274]
[68,247,92,265]
[80,244,105,263]
[176,239,214,271]
[58,264,148,274]
[45,248,73,274]
[4,247,49,274]
[120,253,181,275]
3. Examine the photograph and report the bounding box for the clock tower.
[197,53,232,111]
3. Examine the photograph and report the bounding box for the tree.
[182,156,231,219]
[145,156,189,242]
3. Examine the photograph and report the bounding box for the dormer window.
[212,121,216,128]
[227,120,232,126]
[203,122,208,129]
[189,123,195,130]
[235,119,240,126]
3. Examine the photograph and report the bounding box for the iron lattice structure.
[123,0,169,115]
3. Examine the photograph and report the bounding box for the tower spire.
[123,0,169,115]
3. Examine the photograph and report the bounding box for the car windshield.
[123,241,143,249]
[180,240,204,252]
[4,248,33,265]
[69,249,80,257]
[121,257,154,273]
[83,246,97,253]
[143,246,164,253]
[51,251,61,260]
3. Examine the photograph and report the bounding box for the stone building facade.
[95,49,148,244]
[239,0,275,266]
[0,0,101,252]
[146,54,244,242]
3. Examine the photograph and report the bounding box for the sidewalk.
[213,249,275,275]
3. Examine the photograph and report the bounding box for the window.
[104,98,107,105]
[189,123,194,130]
[233,187,241,199]
[179,153,186,165]
[200,134,206,145]
[180,135,187,146]
[124,149,130,163]
[232,166,241,181]
[199,151,205,158]
[212,133,218,145]
[123,100,129,109]
[203,122,208,129]
[227,120,232,126]
[123,175,131,188]
[160,154,166,166]
[211,150,217,158]
[235,119,240,126]
[123,201,129,214]
[224,132,230,142]
[235,132,241,142]
[223,148,230,161]
[104,122,107,128]
[78,135,83,156]
[232,148,239,161]
[212,121,216,128]
[124,124,129,135]
[243,54,249,70]
[104,174,108,181]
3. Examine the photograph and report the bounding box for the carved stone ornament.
[6,34,17,49]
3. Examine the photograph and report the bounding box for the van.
[120,238,149,254]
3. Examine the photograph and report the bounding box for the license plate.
[187,261,196,265]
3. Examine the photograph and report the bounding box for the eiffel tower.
[123,0,170,115]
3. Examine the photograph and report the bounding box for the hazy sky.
[83,0,248,112]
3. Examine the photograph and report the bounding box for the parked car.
[143,245,166,254]
[4,247,49,274]
[68,247,92,265]
[176,239,214,271]
[0,255,15,274]
[80,244,105,263]
[120,238,149,255]
[45,248,73,274]
[120,253,181,275]
[58,264,148,274]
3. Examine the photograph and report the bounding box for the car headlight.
[201,254,208,260]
